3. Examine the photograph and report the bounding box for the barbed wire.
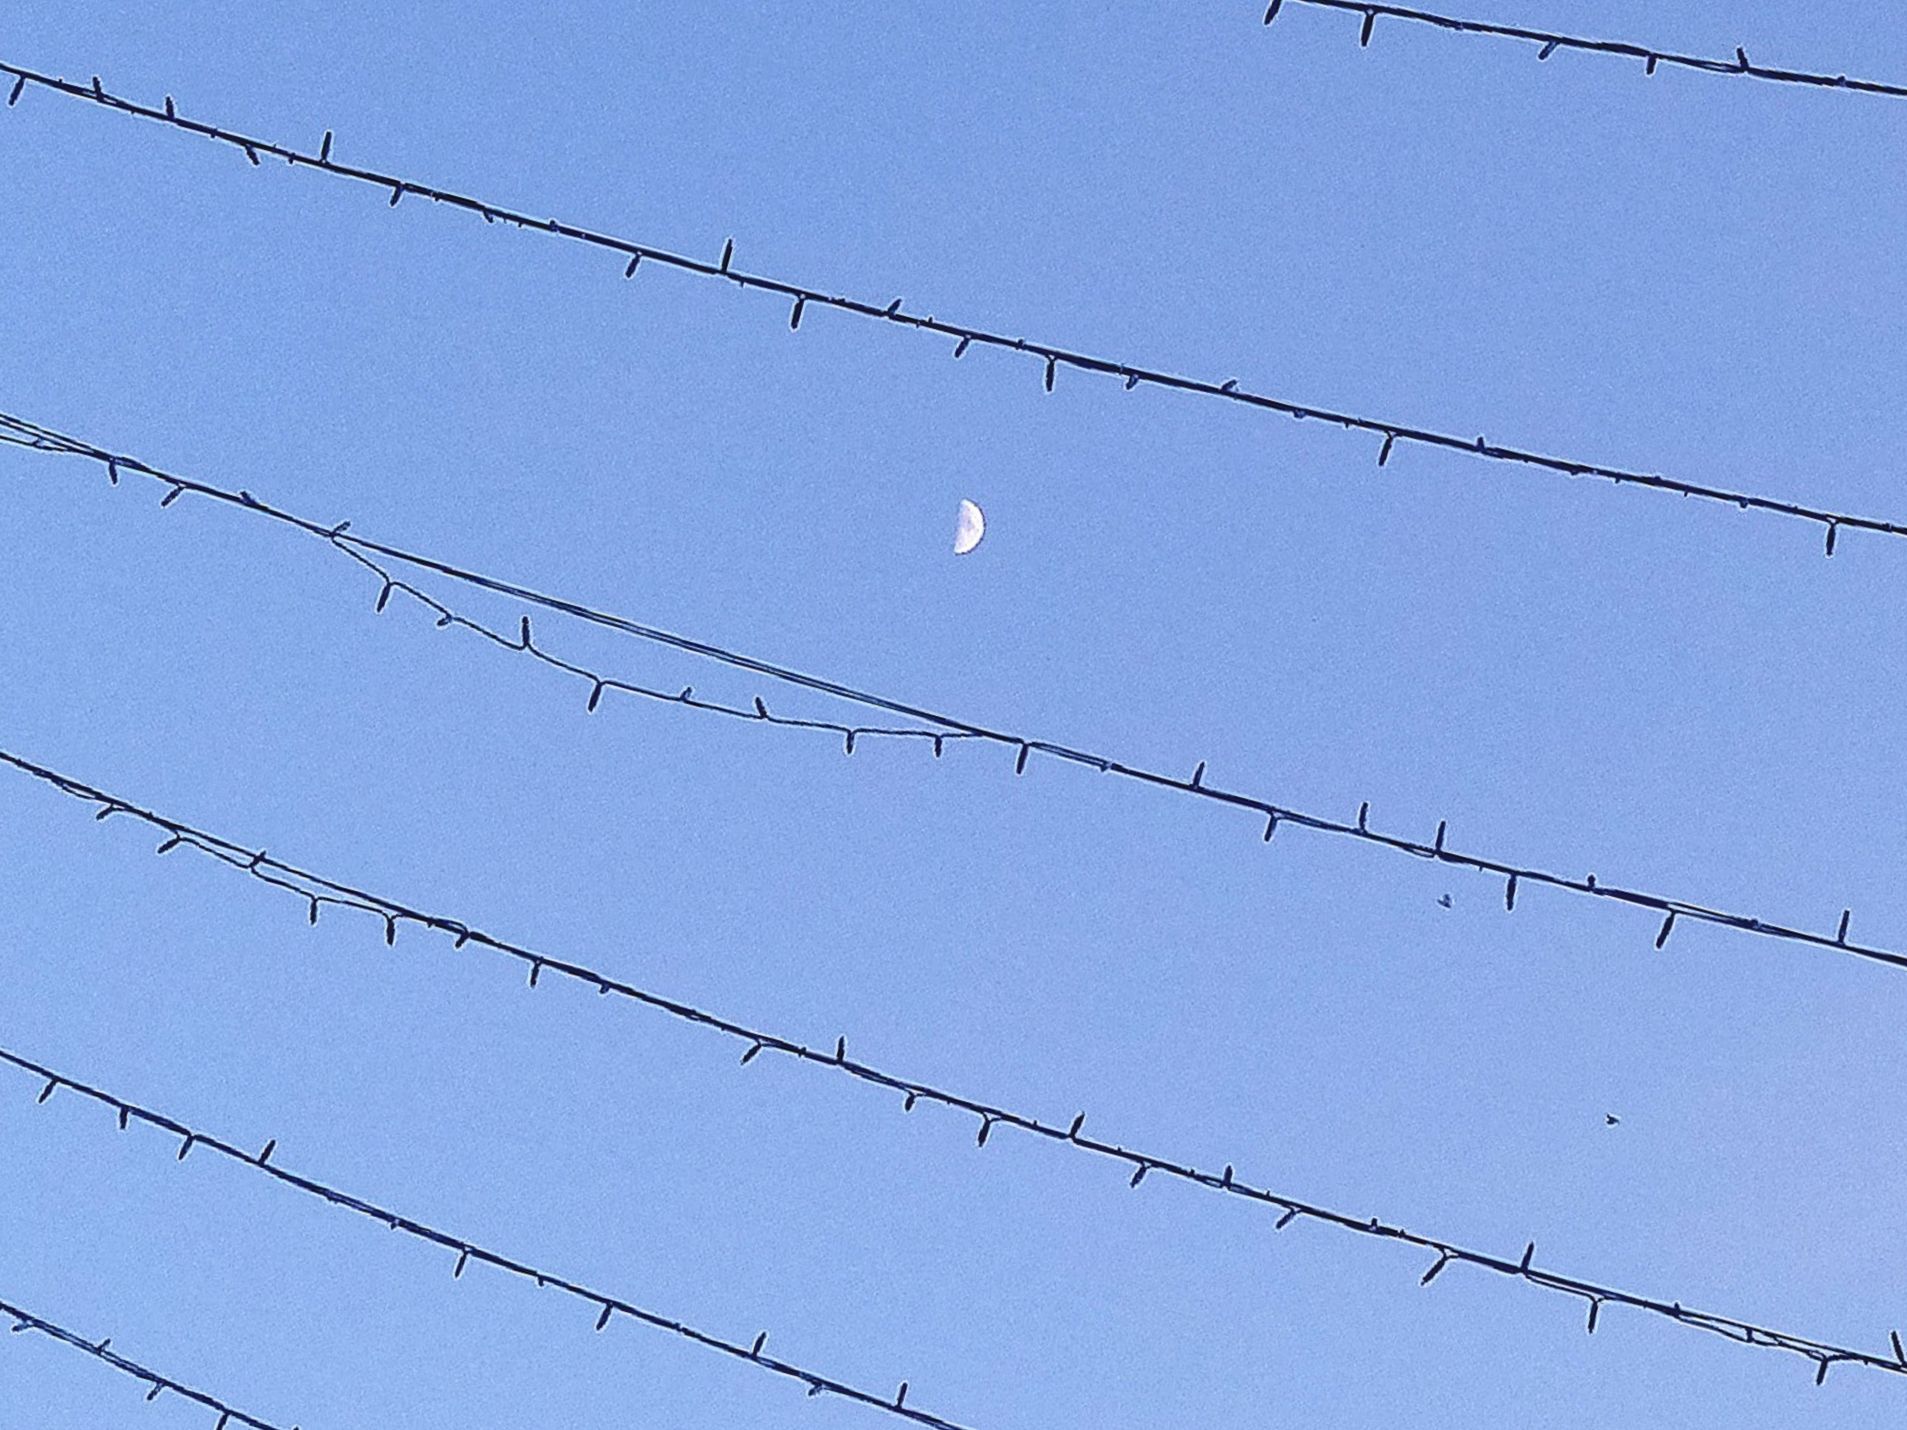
[1,1043,972,1430]
[0,1291,292,1429]
[3,409,1896,979]
[5,749,1904,1388]
[2,63,1902,558]
[1263,0,1907,102]
[0,414,976,759]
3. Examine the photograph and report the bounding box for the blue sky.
[3,2,1906,1425]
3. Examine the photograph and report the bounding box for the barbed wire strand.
[5,750,1904,1388]
[0,1292,293,1429]
[0,1044,972,1430]
[0,415,976,758]
[2,410,1895,978]
[1262,0,1907,102]
[1,64,1902,558]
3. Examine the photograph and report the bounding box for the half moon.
[953,499,986,555]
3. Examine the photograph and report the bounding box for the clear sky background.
[2,3,1905,1426]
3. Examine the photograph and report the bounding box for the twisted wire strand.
[1,62,1902,556]
[4,748,1904,1387]
[1263,0,1907,102]
[2,409,1895,978]
[0,415,975,757]
[1,1043,971,1430]
[0,1292,292,1429]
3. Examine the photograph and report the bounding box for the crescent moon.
[953,499,986,555]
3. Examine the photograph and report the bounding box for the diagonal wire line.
[1,64,1902,557]
[0,1291,293,1429]
[2,408,1895,978]
[4,750,1905,1388]
[1,1045,970,1430]
[1262,0,1907,101]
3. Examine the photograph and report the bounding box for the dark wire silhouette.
[5,749,1904,1388]
[2,410,1894,978]
[1263,0,1907,102]
[2,1045,970,1430]
[1,64,1902,557]
[1,1292,292,1429]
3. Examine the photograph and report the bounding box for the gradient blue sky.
[3,3,1906,1426]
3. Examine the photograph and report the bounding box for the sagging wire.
[0,410,1894,979]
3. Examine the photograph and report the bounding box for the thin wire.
[5,751,1904,1388]
[2,409,1893,978]
[1263,0,1907,102]
[1,64,1901,557]
[2,1045,970,1430]
[0,1292,293,1429]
